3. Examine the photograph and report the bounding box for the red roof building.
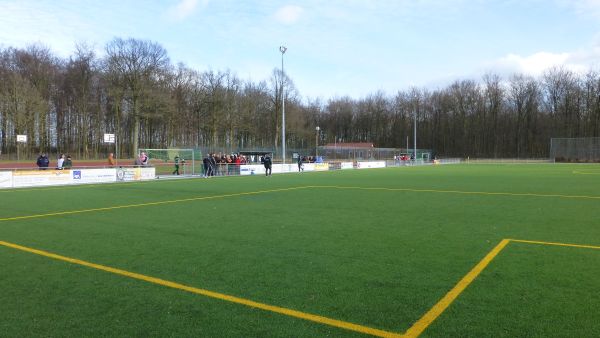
[323,142,374,148]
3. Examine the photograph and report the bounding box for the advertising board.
[0,171,13,188]
[72,169,116,184]
[116,167,156,181]
[356,161,386,169]
[12,170,73,188]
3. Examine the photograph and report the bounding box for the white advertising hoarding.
[0,171,13,188]
[314,163,329,171]
[116,167,156,181]
[240,165,265,176]
[340,162,354,169]
[72,169,117,184]
[12,170,73,188]
[272,164,296,174]
[356,161,386,169]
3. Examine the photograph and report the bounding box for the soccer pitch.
[1,164,599,337]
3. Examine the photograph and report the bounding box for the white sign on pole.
[104,133,115,143]
[17,135,27,143]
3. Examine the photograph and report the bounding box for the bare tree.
[104,38,170,155]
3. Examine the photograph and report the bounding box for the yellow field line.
[0,186,311,222]
[508,239,600,250]
[312,185,600,200]
[572,170,600,175]
[404,237,600,337]
[4,184,598,222]
[403,239,511,338]
[2,235,599,336]
[0,240,402,338]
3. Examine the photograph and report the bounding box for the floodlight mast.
[315,126,320,157]
[413,110,417,161]
[280,45,287,164]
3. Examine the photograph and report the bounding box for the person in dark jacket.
[202,155,209,177]
[263,154,272,176]
[63,155,73,169]
[36,153,49,170]
[172,155,181,175]
[209,153,217,176]
[297,155,304,172]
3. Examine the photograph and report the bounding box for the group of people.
[202,152,253,177]
[36,153,72,170]
[298,155,319,164]
[394,154,415,161]
[133,152,149,166]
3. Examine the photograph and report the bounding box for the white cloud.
[558,0,600,19]
[498,52,571,75]
[486,43,600,78]
[168,0,207,21]
[274,5,304,25]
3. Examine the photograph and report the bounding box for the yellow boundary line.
[572,170,600,175]
[0,240,402,338]
[2,181,600,336]
[508,238,600,250]
[311,185,600,200]
[404,238,600,337]
[0,186,312,222]
[2,184,599,222]
[0,238,599,336]
[403,239,510,338]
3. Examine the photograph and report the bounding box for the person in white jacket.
[56,154,65,170]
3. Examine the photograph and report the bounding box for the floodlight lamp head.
[279,46,287,54]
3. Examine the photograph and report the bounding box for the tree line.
[1,37,599,160]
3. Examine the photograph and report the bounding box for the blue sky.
[1,0,600,100]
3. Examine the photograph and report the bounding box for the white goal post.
[138,148,201,176]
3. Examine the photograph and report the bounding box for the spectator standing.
[172,155,181,175]
[134,154,144,166]
[263,153,272,176]
[56,154,65,170]
[297,155,304,172]
[209,153,217,176]
[108,153,116,167]
[37,153,49,170]
[141,152,148,166]
[63,155,73,169]
[202,154,210,177]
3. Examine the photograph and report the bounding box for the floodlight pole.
[280,45,287,164]
[413,110,417,161]
[315,126,320,158]
[115,135,119,166]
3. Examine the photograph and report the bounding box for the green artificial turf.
[0,164,599,337]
